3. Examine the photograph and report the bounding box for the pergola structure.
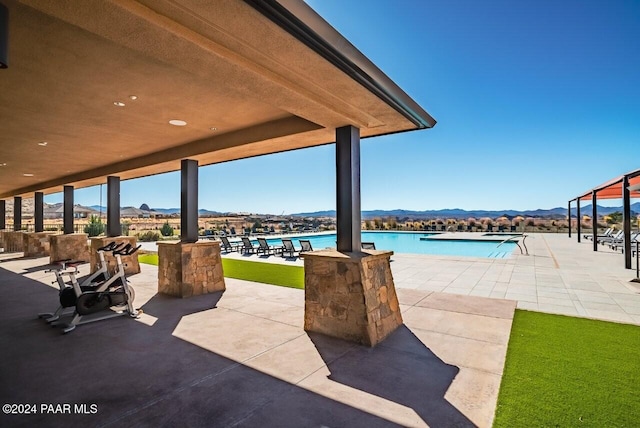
[568,169,640,269]
[0,0,435,345]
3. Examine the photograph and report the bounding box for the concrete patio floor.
[2,231,638,427]
[0,251,514,428]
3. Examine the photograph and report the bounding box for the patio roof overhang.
[0,0,435,199]
[571,169,640,202]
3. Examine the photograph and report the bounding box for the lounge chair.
[281,239,299,258]
[257,237,282,256]
[220,236,240,253]
[609,232,640,251]
[362,242,376,250]
[240,237,257,254]
[597,230,623,245]
[584,228,612,241]
[299,240,313,253]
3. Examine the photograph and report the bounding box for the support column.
[0,200,5,230]
[592,191,598,252]
[106,176,121,237]
[13,196,22,231]
[577,199,581,242]
[63,186,74,234]
[181,159,198,243]
[336,125,361,252]
[623,176,631,269]
[34,192,44,233]
[568,200,571,238]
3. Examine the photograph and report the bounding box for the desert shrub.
[121,221,131,236]
[160,221,174,237]
[138,231,161,242]
[84,215,105,237]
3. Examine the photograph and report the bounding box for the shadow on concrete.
[0,264,419,427]
[309,326,476,427]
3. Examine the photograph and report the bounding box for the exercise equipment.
[38,241,123,323]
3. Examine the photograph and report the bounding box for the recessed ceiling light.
[114,101,125,107]
[23,173,34,177]
[38,141,48,146]
[0,163,7,166]
[169,119,187,126]
[129,95,138,100]
[210,127,218,131]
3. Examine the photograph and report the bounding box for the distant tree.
[608,211,623,224]
[84,215,105,237]
[160,221,174,237]
[364,220,372,230]
[374,218,383,230]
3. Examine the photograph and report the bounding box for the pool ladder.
[497,234,528,255]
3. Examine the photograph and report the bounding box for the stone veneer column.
[3,231,25,252]
[303,249,403,347]
[49,233,90,263]
[23,232,54,257]
[90,236,140,276]
[157,241,225,298]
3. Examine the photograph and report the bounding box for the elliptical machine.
[50,243,141,334]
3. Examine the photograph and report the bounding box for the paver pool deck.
[1,232,638,427]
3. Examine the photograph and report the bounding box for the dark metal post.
[107,176,121,237]
[63,186,74,234]
[577,199,581,242]
[568,200,571,238]
[0,200,5,230]
[181,159,198,243]
[34,192,44,232]
[13,196,22,231]
[592,191,597,251]
[623,175,631,269]
[336,125,361,252]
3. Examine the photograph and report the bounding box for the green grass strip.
[138,253,304,289]
[494,310,640,427]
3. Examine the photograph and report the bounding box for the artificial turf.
[138,253,304,289]
[493,310,640,427]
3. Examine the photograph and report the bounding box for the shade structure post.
[34,191,44,232]
[335,125,361,253]
[0,200,5,230]
[180,159,198,243]
[592,191,597,251]
[63,186,74,234]
[568,200,571,238]
[13,196,21,231]
[577,199,581,242]
[623,175,631,269]
[106,176,121,237]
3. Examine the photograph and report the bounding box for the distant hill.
[293,203,640,219]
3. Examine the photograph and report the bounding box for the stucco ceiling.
[0,0,434,198]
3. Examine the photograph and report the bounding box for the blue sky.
[47,0,640,214]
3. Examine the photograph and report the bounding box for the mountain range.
[293,203,640,219]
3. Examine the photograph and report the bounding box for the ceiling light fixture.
[0,163,7,166]
[210,127,218,131]
[38,141,48,146]
[129,95,138,100]
[23,173,34,177]
[169,119,187,126]
[114,101,125,107]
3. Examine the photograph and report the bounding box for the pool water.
[261,232,517,259]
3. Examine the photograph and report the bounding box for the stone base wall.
[90,236,140,276]
[303,249,403,347]
[2,231,26,252]
[23,232,54,257]
[49,234,90,264]
[158,241,225,298]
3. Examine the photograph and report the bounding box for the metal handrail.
[497,234,529,255]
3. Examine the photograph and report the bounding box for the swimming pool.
[261,232,517,259]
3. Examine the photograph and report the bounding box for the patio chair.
[609,232,640,251]
[257,237,282,256]
[299,239,313,253]
[597,230,623,245]
[220,236,239,253]
[281,239,299,258]
[362,242,376,250]
[240,237,257,254]
[585,227,612,241]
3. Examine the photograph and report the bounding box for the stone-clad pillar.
[158,241,225,297]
